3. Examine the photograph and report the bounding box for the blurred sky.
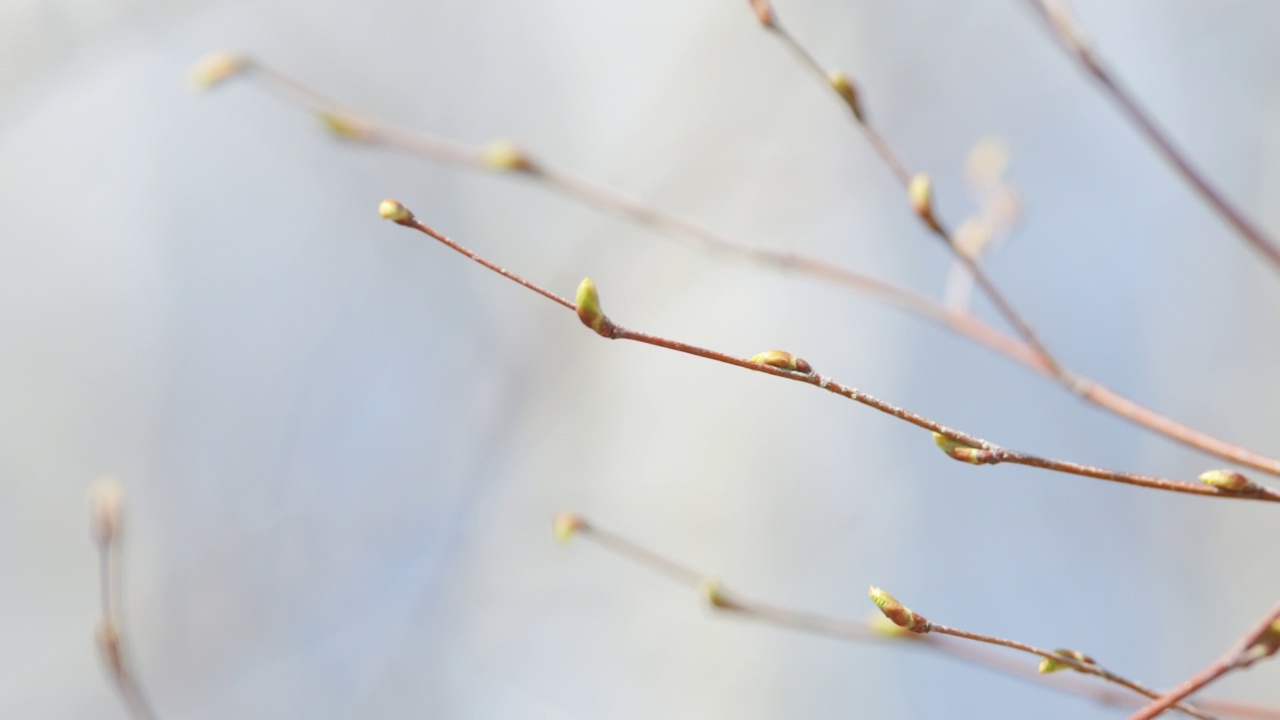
[1,0,1279,718]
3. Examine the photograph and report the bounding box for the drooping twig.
[88,477,159,720]
[377,199,1280,503]
[187,53,1280,478]
[1018,0,1280,272]
[1127,600,1280,720]
[867,586,1214,719]
[553,514,1280,719]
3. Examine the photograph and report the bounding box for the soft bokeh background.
[2,0,1278,717]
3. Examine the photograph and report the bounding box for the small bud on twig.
[481,139,535,172]
[699,577,732,609]
[552,512,584,544]
[1038,648,1096,674]
[575,277,616,337]
[1198,469,1260,494]
[747,0,776,28]
[187,51,250,91]
[869,586,931,633]
[378,198,413,223]
[909,173,941,232]
[320,111,372,142]
[96,619,124,677]
[88,476,125,547]
[826,70,865,123]
[749,350,813,375]
[869,611,912,638]
[932,432,996,465]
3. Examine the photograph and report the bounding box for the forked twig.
[377,199,1280,503]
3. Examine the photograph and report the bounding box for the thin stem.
[94,532,158,720]
[1019,0,1280,272]
[1128,599,1280,720]
[385,205,1280,503]
[569,518,1278,718]
[228,60,1280,478]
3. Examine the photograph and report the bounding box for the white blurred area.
[1,0,1279,717]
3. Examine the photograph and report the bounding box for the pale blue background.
[1,1,1278,718]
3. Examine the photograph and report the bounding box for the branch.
[377,199,1280,503]
[1127,600,1280,720]
[553,513,1280,719]
[186,52,1280,477]
[88,477,159,720]
[1018,0,1280,272]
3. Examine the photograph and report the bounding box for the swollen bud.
[827,71,865,122]
[749,350,813,375]
[575,277,615,337]
[481,139,534,172]
[1198,469,1260,494]
[320,111,372,141]
[378,199,413,223]
[88,476,125,546]
[1038,648,1095,674]
[908,173,938,228]
[187,51,250,91]
[869,586,931,633]
[552,512,585,544]
[747,0,776,28]
[699,577,732,609]
[932,432,995,465]
[869,611,912,638]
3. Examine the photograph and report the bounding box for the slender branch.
[1128,600,1280,720]
[1018,0,1280,272]
[88,478,159,720]
[201,56,1280,478]
[558,514,1280,719]
[378,200,1280,503]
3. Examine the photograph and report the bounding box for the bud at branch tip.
[552,512,584,544]
[378,199,412,223]
[869,586,931,633]
[88,475,125,546]
[187,51,249,91]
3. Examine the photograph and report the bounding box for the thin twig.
[1127,599,1280,720]
[214,58,1280,478]
[562,516,1279,719]
[379,201,1280,503]
[1018,0,1280,272]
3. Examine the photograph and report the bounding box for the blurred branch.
[1018,0,1280,272]
[377,198,1280,503]
[555,513,1280,719]
[188,53,1280,478]
[88,477,158,720]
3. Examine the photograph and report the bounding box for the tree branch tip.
[88,475,125,546]
[187,51,251,92]
[908,173,937,225]
[749,350,813,375]
[552,512,586,544]
[575,277,616,337]
[378,198,413,223]
[481,138,535,172]
[868,586,932,633]
[747,0,776,28]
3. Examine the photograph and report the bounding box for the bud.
[552,512,584,544]
[575,277,615,337]
[931,432,995,465]
[749,350,813,375]
[1038,648,1095,674]
[747,0,775,28]
[699,577,731,609]
[96,619,124,676]
[320,111,372,141]
[827,70,865,123]
[187,51,250,91]
[1247,619,1280,662]
[1198,469,1260,494]
[481,139,534,172]
[88,476,125,546]
[909,173,935,222]
[868,586,931,633]
[378,199,412,223]
[869,611,912,638]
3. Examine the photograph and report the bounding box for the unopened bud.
[827,70,865,122]
[88,476,125,546]
[320,111,372,141]
[552,512,584,544]
[187,51,250,91]
[1247,619,1280,662]
[575,277,615,337]
[869,611,912,638]
[699,577,732,609]
[481,139,534,172]
[1038,648,1095,674]
[1199,469,1260,494]
[747,0,775,28]
[378,198,412,223]
[869,586,931,633]
[749,350,813,375]
[909,173,935,224]
[932,432,995,465]
[96,619,124,676]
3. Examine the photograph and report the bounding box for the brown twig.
[1018,0,1280,272]
[204,56,1280,478]
[378,200,1280,503]
[559,514,1279,719]
[1127,600,1280,720]
[88,477,159,720]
